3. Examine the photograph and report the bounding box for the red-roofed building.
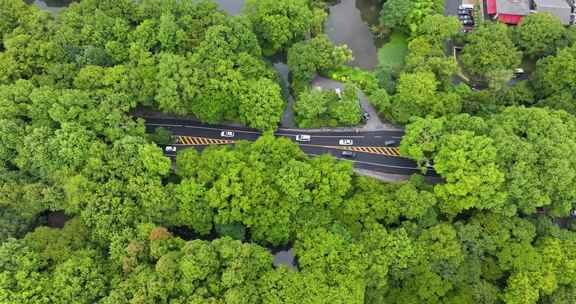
[487,0,531,24]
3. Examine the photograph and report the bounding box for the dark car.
[458,8,473,15]
[384,139,398,147]
[341,151,356,158]
[462,20,474,26]
[458,14,473,21]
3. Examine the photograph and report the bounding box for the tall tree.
[514,12,568,59]
[461,23,521,84]
[245,0,313,55]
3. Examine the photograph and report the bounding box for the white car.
[165,146,177,152]
[220,130,235,138]
[295,134,311,142]
[339,139,353,146]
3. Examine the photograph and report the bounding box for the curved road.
[143,117,434,176]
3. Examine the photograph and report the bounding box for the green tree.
[294,85,361,128]
[404,36,459,88]
[488,107,576,216]
[416,14,461,44]
[245,0,313,55]
[390,71,461,123]
[461,23,521,82]
[433,131,507,215]
[532,45,576,114]
[294,88,330,128]
[379,0,444,33]
[514,12,568,59]
[287,35,352,92]
[238,78,285,131]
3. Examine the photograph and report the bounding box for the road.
[143,117,434,176]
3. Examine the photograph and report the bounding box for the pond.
[26,0,75,14]
[325,0,383,70]
[213,0,245,16]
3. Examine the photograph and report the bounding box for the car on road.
[339,139,354,146]
[295,134,311,142]
[384,139,398,147]
[362,112,370,121]
[165,146,177,152]
[220,130,235,138]
[341,151,356,158]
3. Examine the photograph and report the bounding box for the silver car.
[220,130,235,138]
[339,139,353,146]
[296,134,311,142]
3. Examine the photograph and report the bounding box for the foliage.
[379,0,445,34]
[514,12,568,59]
[388,71,461,123]
[461,23,522,84]
[377,31,409,79]
[244,0,313,55]
[401,107,576,217]
[2,2,576,304]
[532,44,576,114]
[287,34,352,93]
[325,65,379,95]
[294,84,362,128]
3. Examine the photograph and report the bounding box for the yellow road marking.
[177,136,234,146]
[337,145,400,157]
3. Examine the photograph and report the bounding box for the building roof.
[533,0,572,24]
[496,0,531,16]
[498,13,525,24]
[488,0,497,14]
[534,0,571,8]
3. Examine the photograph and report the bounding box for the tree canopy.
[2,1,576,304]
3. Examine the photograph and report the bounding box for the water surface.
[213,0,245,15]
[26,0,75,14]
[325,0,382,70]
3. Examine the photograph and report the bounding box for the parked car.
[341,151,356,158]
[220,130,235,138]
[339,139,354,146]
[295,134,311,142]
[362,112,370,121]
[459,14,473,21]
[462,20,474,26]
[514,68,525,74]
[165,146,177,152]
[384,139,398,147]
[458,8,473,15]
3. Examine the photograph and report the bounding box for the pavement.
[143,116,436,177]
[445,0,460,16]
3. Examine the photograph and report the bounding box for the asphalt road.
[143,117,433,176]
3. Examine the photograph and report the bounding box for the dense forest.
[1,0,576,303]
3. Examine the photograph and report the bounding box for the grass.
[377,32,409,71]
